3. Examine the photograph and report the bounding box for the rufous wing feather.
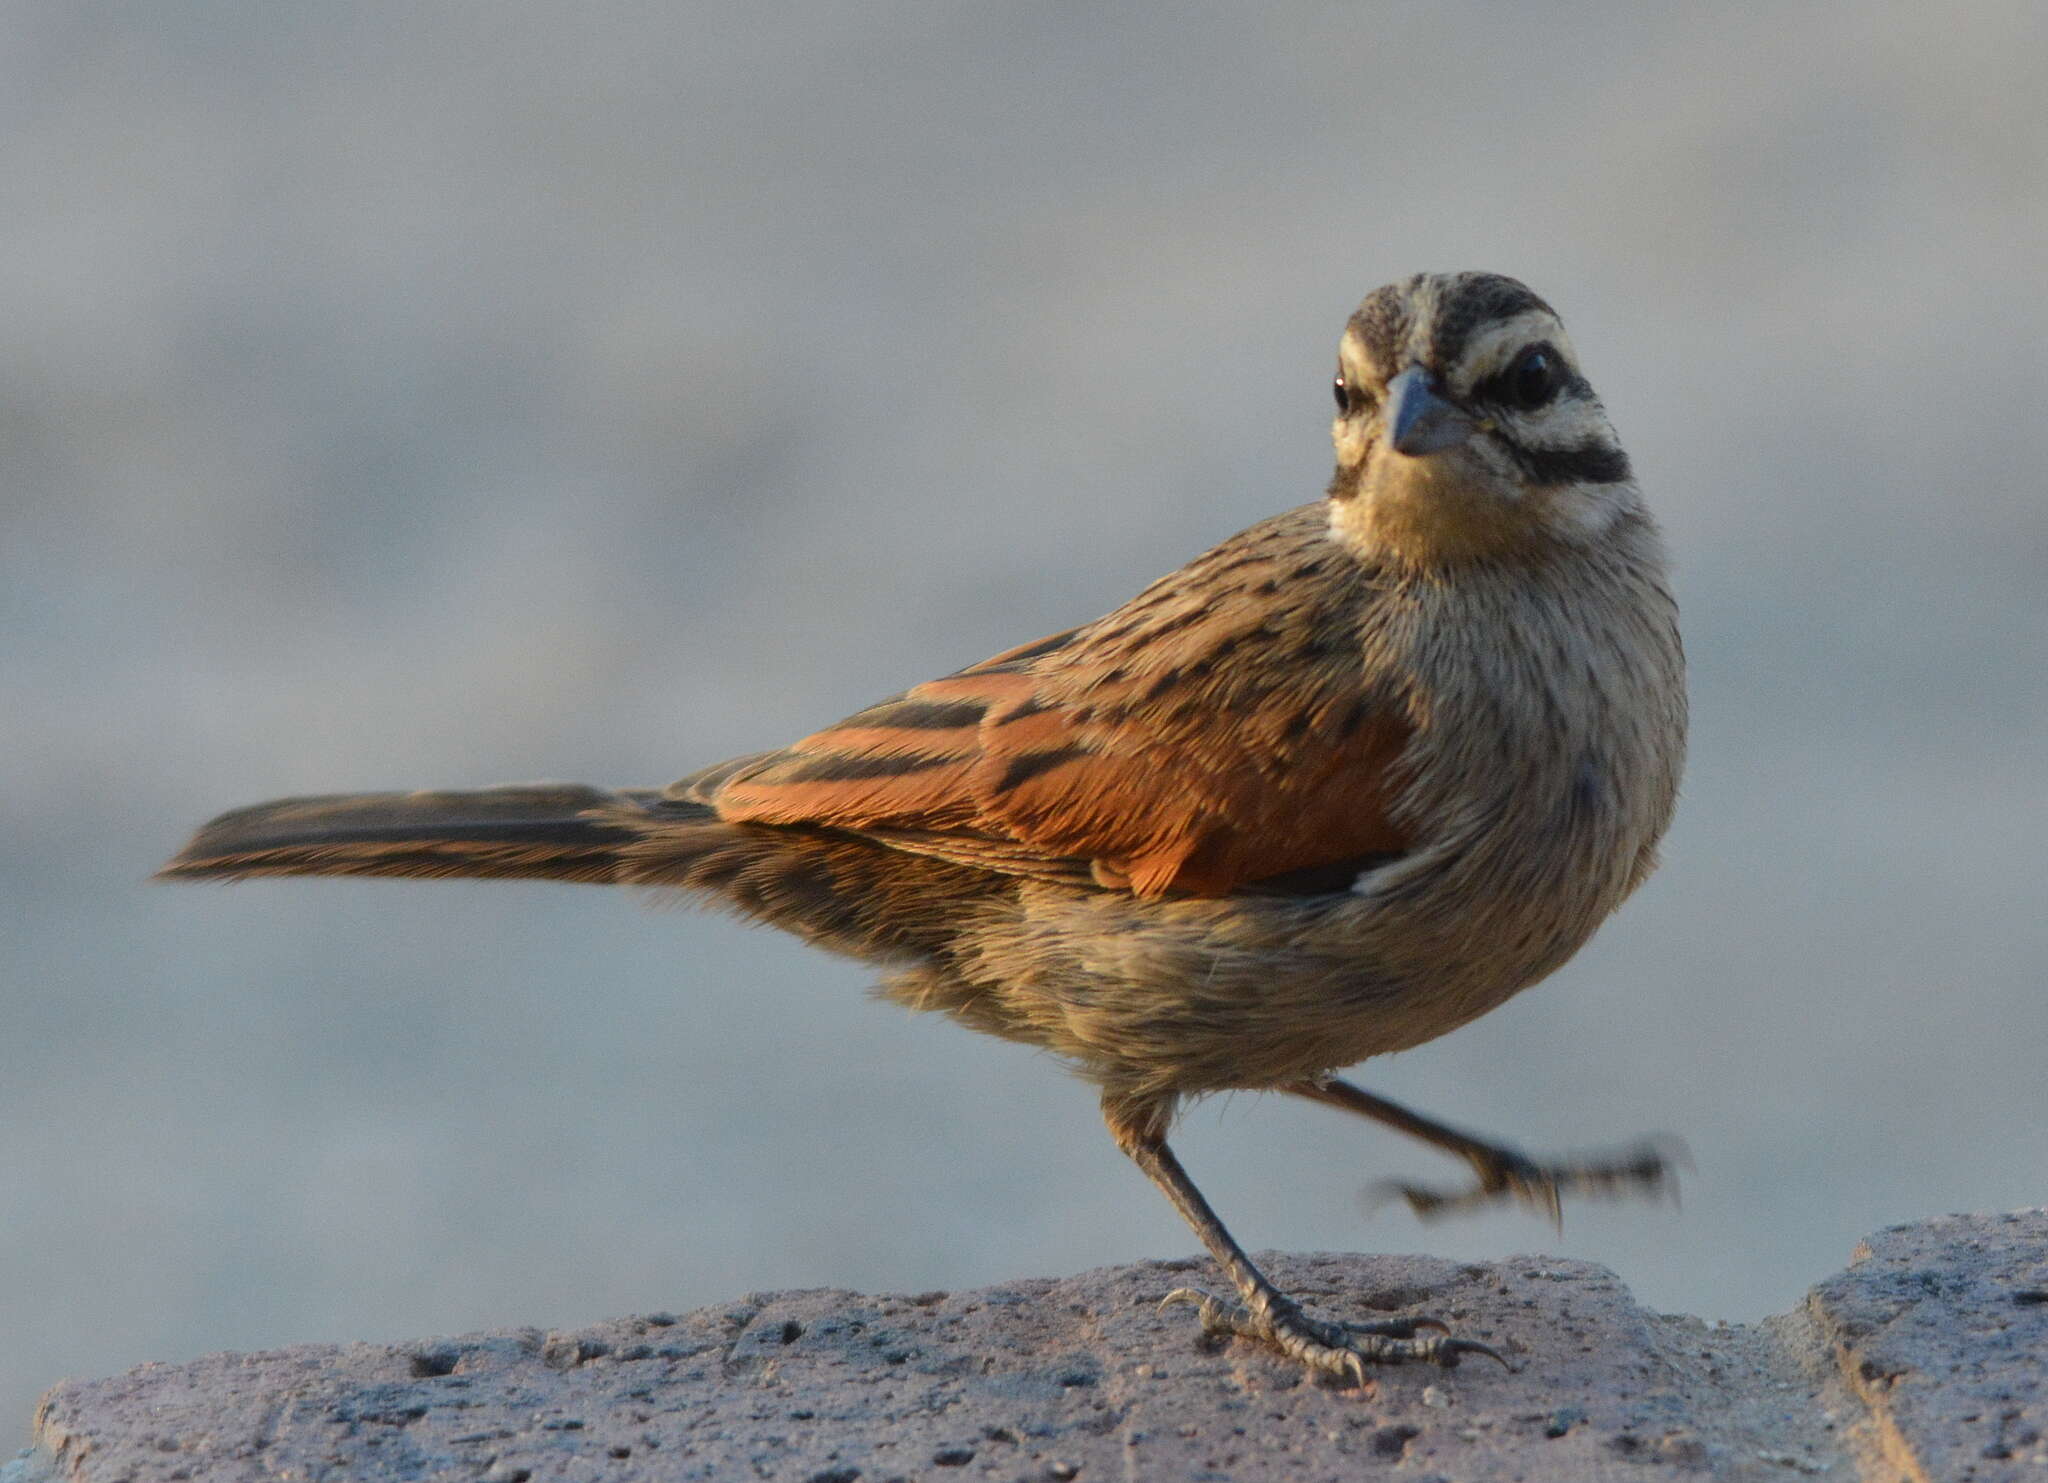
[700,507,1415,899]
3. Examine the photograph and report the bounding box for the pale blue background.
[6,0,2046,1432]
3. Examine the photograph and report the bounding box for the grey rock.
[1808,1209,2048,1482]
[19,1213,2045,1481]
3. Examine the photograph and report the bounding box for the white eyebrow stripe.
[1450,310,1573,386]
[1340,326,1393,386]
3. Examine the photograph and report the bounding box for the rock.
[1808,1210,2048,1482]
[16,1212,2046,1481]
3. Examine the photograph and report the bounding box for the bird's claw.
[1371,1134,1688,1229]
[1158,1286,1511,1382]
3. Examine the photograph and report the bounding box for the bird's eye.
[1333,371,1374,417]
[1507,344,1560,410]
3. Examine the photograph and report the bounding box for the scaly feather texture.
[162,272,1687,1383]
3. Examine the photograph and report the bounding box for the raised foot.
[1373,1135,1689,1227]
[1159,1287,1509,1385]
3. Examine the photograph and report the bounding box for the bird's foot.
[1373,1135,1688,1227]
[1159,1286,1508,1385]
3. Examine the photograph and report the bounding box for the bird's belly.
[926,870,1611,1099]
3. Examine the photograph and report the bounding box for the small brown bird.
[163,272,1687,1383]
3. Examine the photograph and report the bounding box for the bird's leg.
[1290,1076,1684,1226]
[1103,1091,1504,1384]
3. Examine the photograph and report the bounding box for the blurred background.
[5,0,2045,1433]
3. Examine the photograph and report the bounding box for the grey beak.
[1386,367,1478,456]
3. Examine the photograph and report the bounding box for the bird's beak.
[1386,367,1479,457]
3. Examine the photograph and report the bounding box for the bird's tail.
[157,779,1000,966]
[156,783,685,885]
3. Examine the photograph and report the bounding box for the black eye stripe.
[1468,348,1590,410]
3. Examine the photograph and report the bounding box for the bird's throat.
[1328,457,1529,567]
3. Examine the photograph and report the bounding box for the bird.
[161,271,1688,1385]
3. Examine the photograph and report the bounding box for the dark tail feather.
[158,783,687,884]
[160,780,1012,966]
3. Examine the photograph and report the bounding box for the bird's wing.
[688,505,1416,899]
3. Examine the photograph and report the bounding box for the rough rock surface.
[1806,1210,2048,1482]
[10,1211,2044,1482]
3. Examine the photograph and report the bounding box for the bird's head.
[1326,272,1638,566]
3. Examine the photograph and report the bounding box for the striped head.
[1326,272,1638,566]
